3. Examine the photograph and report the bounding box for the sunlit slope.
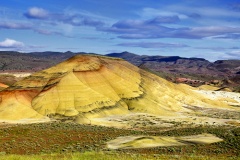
[0,55,238,122]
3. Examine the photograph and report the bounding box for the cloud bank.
[24,7,105,27]
[99,18,240,39]
[0,38,24,48]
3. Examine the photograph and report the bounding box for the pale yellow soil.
[198,85,220,91]
[107,133,223,149]
[0,72,32,77]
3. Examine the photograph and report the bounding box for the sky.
[0,0,240,61]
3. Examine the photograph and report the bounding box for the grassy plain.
[0,122,239,159]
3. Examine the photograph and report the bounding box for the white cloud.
[0,38,24,48]
[25,7,49,19]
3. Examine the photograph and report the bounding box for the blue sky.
[0,0,240,61]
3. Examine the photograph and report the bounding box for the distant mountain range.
[0,51,239,91]
[106,51,240,79]
[107,52,240,91]
[0,51,77,72]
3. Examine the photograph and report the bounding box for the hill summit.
[0,55,239,126]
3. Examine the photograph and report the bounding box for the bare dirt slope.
[0,54,239,128]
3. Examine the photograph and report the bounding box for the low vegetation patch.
[0,122,239,159]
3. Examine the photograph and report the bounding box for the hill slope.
[0,55,239,127]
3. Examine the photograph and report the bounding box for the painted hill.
[0,55,239,126]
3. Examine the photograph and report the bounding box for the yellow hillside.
[0,55,239,125]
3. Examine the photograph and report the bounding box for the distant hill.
[107,52,240,91]
[0,51,77,72]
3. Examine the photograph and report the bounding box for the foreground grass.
[0,151,238,160]
[0,122,239,159]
